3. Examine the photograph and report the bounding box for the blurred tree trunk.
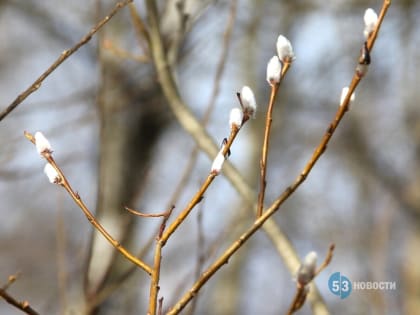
[83,5,169,315]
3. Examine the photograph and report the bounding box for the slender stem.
[148,127,240,314]
[0,0,133,122]
[314,244,335,278]
[24,132,153,276]
[257,62,291,217]
[148,243,163,315]
[0,288,40,315]
[286,286,307,315]
[160,127,240,245]
[125,206,171,218]
[367,0,391,49]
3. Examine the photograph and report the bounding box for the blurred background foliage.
[0,0,419,314]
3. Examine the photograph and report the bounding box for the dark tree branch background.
[0,0,418,314]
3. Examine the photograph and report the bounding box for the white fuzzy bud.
[276,35,295,63]
[240,86,257,119]
[363,8,378,39]
[35,131,52,155]
[266,56,282,85]
[44,163,60,184]
[229,107,243,130]
[297,251,317,286]
[211,150,225,175]
[340,87,356,106]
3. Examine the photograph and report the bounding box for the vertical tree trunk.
[84,50,169,315]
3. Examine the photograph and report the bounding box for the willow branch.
[257,62,291,217]
[24,131,152,276]
[0,0,133,122]
[264,0,391,222]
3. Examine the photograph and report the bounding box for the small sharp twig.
[125,206,173,218]
[149,242,163,315]
[314,243,335,278]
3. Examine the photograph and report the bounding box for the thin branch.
[257,62,291,217]
[148,205,174,315]
[149,242,163,315]
[160,127,240,245]
[314,244,335,278]
[262,0,391,225]
[0,0,133,122]
[0,288,40,315]
[24,131,153,276]
[125,205,173,218]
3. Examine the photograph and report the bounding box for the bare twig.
[149,243,163,315]
[0,0,133,122]
[24,131,153,276]
[259,0,391,230]
[157,205,175,239]
[0,287,40,315]
[314,244,335,278]
[125,205,173,218]
[257,62,291,217]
